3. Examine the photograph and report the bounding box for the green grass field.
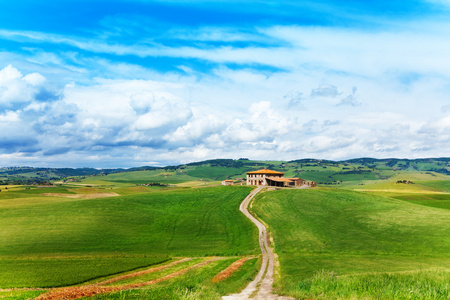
[390,193,450,210]
[252,188,450,299]
[0,256,169,289]
[0,185,258,299]
[80,169,201,185]
[3,159,450,299]
[186,166,248,180]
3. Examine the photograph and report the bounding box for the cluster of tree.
[163,166,178,171]
[138,182,168,187]
[0,178,53,185]
[125,166,159,172]
[0,167,125,178]
[434,168,450,175]
[396,180,415,184]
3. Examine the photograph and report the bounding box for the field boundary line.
[212,257,251,283]
[117,256,223,288]
[95,257,192,285]
[34,257,223,300]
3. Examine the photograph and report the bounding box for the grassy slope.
[0,256,169,289]
[252,188,450,299]
[347,173,450,211]
[187,166,248,180]
[0,186,258,288]
[80,169,200,185]
[391,193,450,210]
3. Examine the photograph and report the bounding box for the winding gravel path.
[223,187,294,300]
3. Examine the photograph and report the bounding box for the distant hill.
[1,158,449,186]
[0,167,120,185]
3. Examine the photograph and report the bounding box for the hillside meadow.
[252,188,450,299]
[0,185,259,299]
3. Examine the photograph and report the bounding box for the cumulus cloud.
[0,65,48,108]
[164,113,225,147]
[0,70,197,164]
[132,98,192,131]
[310,84,341,98]
[224,101,292,143]
[0,110,20,122]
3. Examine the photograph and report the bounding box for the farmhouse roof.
[246,167,284,175]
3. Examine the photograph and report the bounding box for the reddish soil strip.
[96,257,191,285]
[35,257,223,300]
[119,256,223,289]
[212,257,250,283]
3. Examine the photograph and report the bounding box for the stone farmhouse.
[246,168,316,187]
[221,179,234,186]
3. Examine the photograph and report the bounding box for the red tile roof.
[246,167,284,175]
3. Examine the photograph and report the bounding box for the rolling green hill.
[77,157,450,187]
[2,157,450,186]
[0,185,258,290]
[252,188,450,299]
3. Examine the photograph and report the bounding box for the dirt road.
[223,187,294,300]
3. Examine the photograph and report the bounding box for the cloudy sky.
[1,0,450,167]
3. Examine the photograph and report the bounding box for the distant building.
[304,181,317,187]
[221,180,234,186]
[246,168,315,187]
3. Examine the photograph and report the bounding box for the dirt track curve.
[222,187,294,300]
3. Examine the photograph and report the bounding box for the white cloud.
[0,65,47,106]
[0,64,22,82]
[164,112,225,146]
[337,94,360,107]
[310,84,341,98]
[23,72,46,86]
[0,111,20,122]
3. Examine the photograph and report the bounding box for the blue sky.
[1,0,450,167]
